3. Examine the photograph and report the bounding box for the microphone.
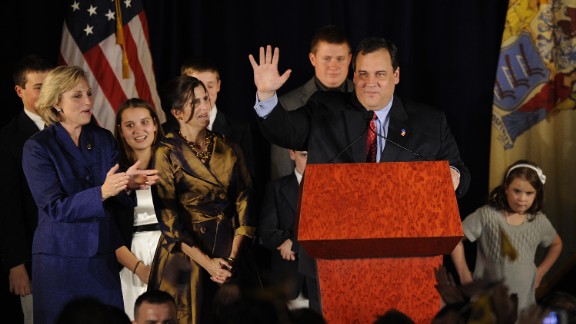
[326,110,374,163]
[367,117,429,161]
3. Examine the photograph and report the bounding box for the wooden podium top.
[297,161,463,258]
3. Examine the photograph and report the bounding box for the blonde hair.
[35,65,88,126]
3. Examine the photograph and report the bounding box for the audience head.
[308,25,352,88]
[133,290,177,324]
[55,297,130,324]
[489,160,545,216]
[115,98,164,167]
[160,75,209,131]
[35,65,92,127]
[212,283,295,324]
[13,54,53,114]
[432,303,468,324]
[540,291,576,324]
[352,37,400,111]
[373,308,414,324]
[180,56,221,108]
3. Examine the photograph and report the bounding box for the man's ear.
[15,85,24,99]
[309,52,317,67]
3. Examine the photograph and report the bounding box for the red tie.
[366,114,378,162]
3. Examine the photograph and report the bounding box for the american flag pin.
[401,129,406,136]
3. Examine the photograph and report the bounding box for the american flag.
[59,0,165,132]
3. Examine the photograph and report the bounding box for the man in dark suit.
[258,150,319,312]
[0,55,52,324]
[249,37,470,197]
[248,37,471,314]
[270,25,354,180]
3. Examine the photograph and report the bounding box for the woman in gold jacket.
[148,76,256,323]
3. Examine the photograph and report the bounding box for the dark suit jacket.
[111,192,136,250]
[212,109,255,180]
[22,123,129,257]
[259,91,471,198]
[258,173,302,297]
[270,78,354,179]
[0,112,40,274]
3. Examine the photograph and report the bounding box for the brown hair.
[114,98,165,168]
[488,160,545,217]
[160,75,207,130]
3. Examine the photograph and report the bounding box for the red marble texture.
[317,257,443,323]
[296,162,463,323]
[297,161,463,258]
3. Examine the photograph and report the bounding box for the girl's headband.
[506,164,546,185]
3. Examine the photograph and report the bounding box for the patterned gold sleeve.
[235,225,256,238]
[151,142,196,251]
[231,142,255,238]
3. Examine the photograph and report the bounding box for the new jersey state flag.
[59,0,165,131]
[490,0,576,294]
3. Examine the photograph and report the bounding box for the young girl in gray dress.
[450,160,562,313]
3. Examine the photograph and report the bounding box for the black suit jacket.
[269,78,354,180]
[0,112,40,274]
[212,110,255,180]
[258,173,315,298]
[259,92,470,198]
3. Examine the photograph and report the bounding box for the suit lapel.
[345,94,371,163]
[54,124,99,186]
[381,96,411,162]
[15,112,41,157]
[207,136,230,188]
[280,174,299,212]
[298,79,320,108]
[17,112,41,140]
[55,123,88,166]
[172,134,223,188]
[212,111,231,137]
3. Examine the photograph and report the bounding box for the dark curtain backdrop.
[1,0,508,235]
[139,0,509,219]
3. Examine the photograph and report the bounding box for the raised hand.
[248,45,292,100]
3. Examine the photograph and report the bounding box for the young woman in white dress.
[113,98,164,319]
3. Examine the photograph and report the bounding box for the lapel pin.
[401,129,406,137]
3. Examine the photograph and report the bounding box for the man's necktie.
[366,114,378,162]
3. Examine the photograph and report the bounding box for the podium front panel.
[297,161,463,258]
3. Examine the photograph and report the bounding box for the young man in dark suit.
[271,25,354,180]
[259,150,319,312]
[0,55,52,324]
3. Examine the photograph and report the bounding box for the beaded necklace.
[179,130,214,164]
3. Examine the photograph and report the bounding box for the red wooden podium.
[297,161,463,323]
